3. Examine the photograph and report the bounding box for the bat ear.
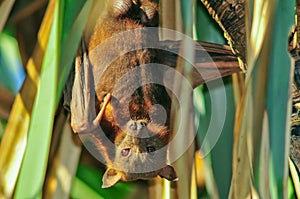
[159,165,178,181]
[102,168,123,188]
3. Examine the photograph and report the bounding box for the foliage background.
[0,0,298,198]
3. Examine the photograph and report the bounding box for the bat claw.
[93,93,112,126]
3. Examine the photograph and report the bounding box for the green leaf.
[73,164,134,199]
[0,32,25,94]
[14,0,91,198]
[266,0,295,197]
[14,2,62,197]
[71,177,105,199]
[194,2,234,198]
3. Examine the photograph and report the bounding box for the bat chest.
[94,48,171,135]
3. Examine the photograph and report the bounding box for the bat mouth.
[119,165,177,182]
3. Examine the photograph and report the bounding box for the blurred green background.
[0,0,298,198]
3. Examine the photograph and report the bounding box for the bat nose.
[128,120,147,130]
[127,120,149,137]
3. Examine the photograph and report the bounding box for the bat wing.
[159,40,243,88]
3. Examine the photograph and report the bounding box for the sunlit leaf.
[0,1,55,197]
[14,2,64,197]
[14,0,91,197]
[43,120,82,198]
[289,158,300,198]
[230,0,294,198]
[168,0,196,198]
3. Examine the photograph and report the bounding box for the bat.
[65,0,241,188]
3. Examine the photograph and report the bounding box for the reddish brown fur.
[75,0,177,188]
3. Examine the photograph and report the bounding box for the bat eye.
[146,146,155,153]
[140,121,147,127]
[121,148,131,157]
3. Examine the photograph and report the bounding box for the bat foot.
[93,93,112,126]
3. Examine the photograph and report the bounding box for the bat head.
[101,119,177,188]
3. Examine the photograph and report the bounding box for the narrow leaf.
[0,1,55,197]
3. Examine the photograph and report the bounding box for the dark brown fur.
[74,0,177,188]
